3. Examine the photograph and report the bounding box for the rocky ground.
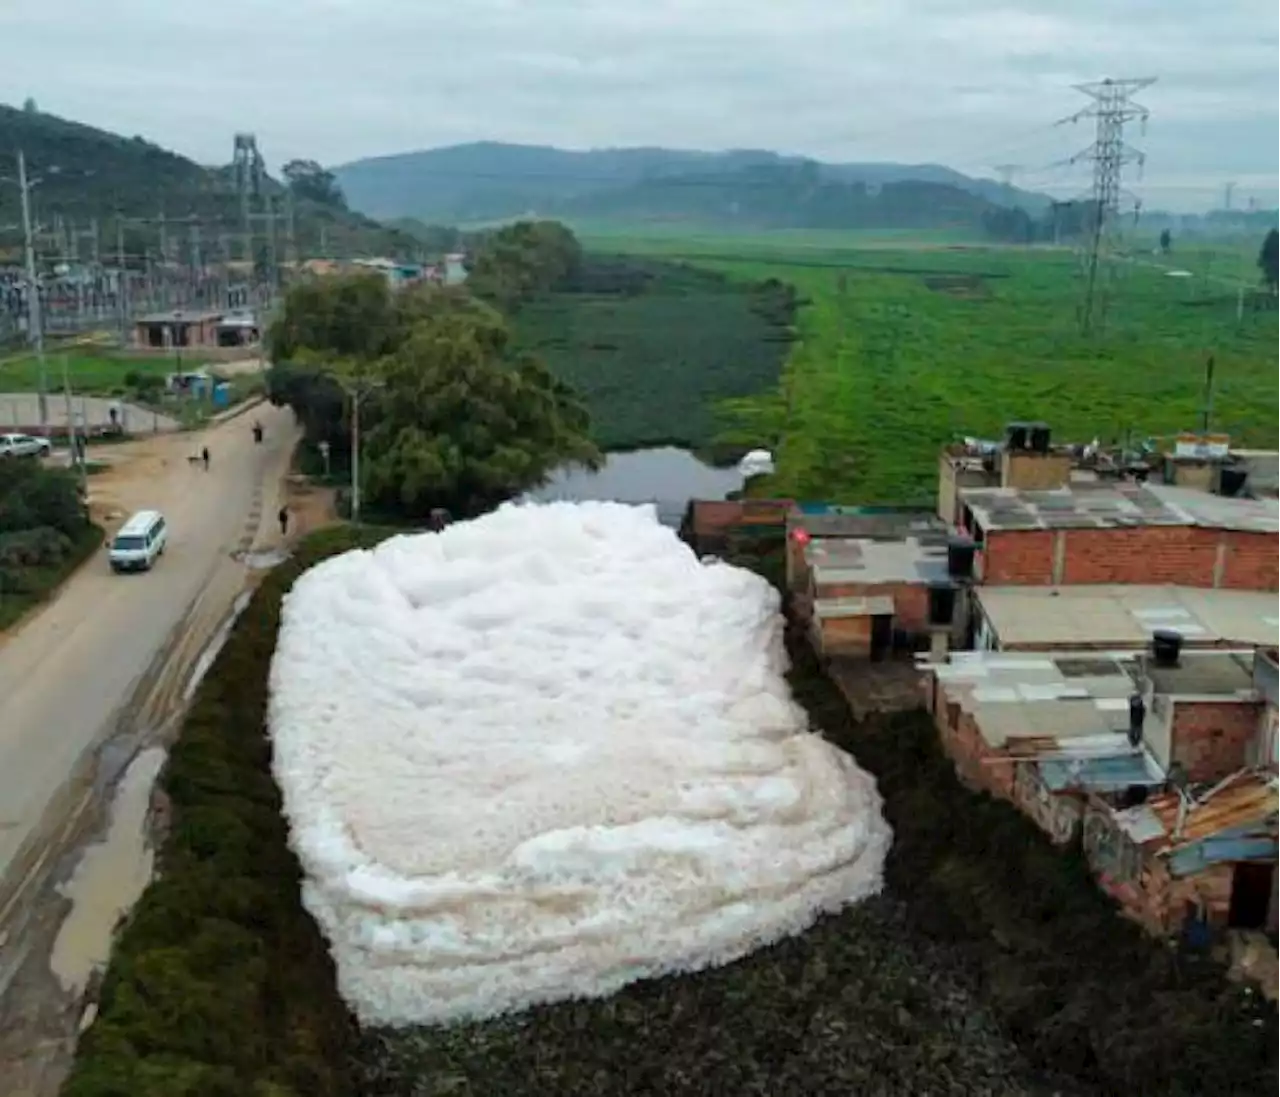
[357,892,1089,1097]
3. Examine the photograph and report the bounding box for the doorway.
[869,613,893,662]
[1228,861,1275,929]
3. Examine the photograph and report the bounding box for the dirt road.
[0,404,298,914]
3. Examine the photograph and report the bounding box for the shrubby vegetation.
[62,525,395,1097]
[512,256,798,453]
[267,223,601,520]
[0,459,99,629]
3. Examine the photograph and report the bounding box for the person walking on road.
[278,505,290,538]
[201,445,210,471]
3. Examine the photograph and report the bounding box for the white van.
[109,510,168,573]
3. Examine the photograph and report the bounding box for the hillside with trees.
[330,140,1051,225]
[0,102,417,262]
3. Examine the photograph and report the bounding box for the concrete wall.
[1012,762,1083,844]
[981,526,1278,592]
[1169,699,1264,782]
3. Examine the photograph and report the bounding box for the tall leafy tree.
[266,272,599,520]
[281,159,347,209]
[1258,228,1279,296]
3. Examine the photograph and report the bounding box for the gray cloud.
[0,0,1275,211]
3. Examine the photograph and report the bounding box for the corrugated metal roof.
[1145,776,1279,851]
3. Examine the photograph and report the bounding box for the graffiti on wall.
[1082,804,1143,884]
[1014,763,1082,845]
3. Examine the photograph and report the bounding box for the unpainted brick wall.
[1169,700,1264,782]
[931,691,1015,800]
[983,525,1279,591]
[1222,531,1280,591]
[816,580,930,633]
[980,530,1055,584]
[1061,527,1219,585]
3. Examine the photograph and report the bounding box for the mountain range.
[331,141,1053,228]
[0,102,416,262]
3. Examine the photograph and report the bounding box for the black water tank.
[1219,467,1249,498]
[1029,422,1052,454]
[946,535,977,580]
[1005,421,1029,451]
[928,580,957,627]
[1128,693,1146,746]
[1151,629,1183,667]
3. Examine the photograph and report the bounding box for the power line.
[1056,76,1155,336]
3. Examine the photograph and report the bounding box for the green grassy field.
[582,229,1278,503]
[0,350,173,394]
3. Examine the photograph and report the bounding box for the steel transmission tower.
[233,133,266,263]
[1057,77,1155,335]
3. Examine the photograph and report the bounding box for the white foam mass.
[268,501,892,1027]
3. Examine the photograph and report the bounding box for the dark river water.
[527,447,744,526]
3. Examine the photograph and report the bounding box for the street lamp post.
[337,376,382,525]
[11,151,49,432]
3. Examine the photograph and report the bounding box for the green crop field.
[581,229,1279,503]
[0,350,172,394]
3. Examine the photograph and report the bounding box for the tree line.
[266,220,600,522]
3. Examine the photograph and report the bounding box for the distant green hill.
[0,102,416,262]
[330,140,1050,228]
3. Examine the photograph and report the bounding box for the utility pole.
[1201,356,1216,433]
[16,151,50,431]
[158,211,168,265]
[1057,77,1156,336]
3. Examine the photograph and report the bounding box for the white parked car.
[0,432,53,459]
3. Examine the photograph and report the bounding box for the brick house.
[1086,775,1277,935]
[784,509,972,659]
[680,498,792,556]
[956,481,1279,592]
[926,645,1278,936]
[133,309,224,349]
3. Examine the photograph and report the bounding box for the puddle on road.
[48,587,258,998]
[49,747,166,996]
[183,590,252,702]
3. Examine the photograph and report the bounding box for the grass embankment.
[587,231,1278,503]
[512,256,796,453]
[0,523,103,631]
[63,525,396,1097]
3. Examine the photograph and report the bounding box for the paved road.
[0,394,180,433]
[0,404,298,893]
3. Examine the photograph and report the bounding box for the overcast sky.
[1,0,1276,212]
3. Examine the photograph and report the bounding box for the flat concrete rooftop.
[960,480,1279,534]
[808,535,951,586]
[932,651,1150,754]
[976,584,1280,650]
